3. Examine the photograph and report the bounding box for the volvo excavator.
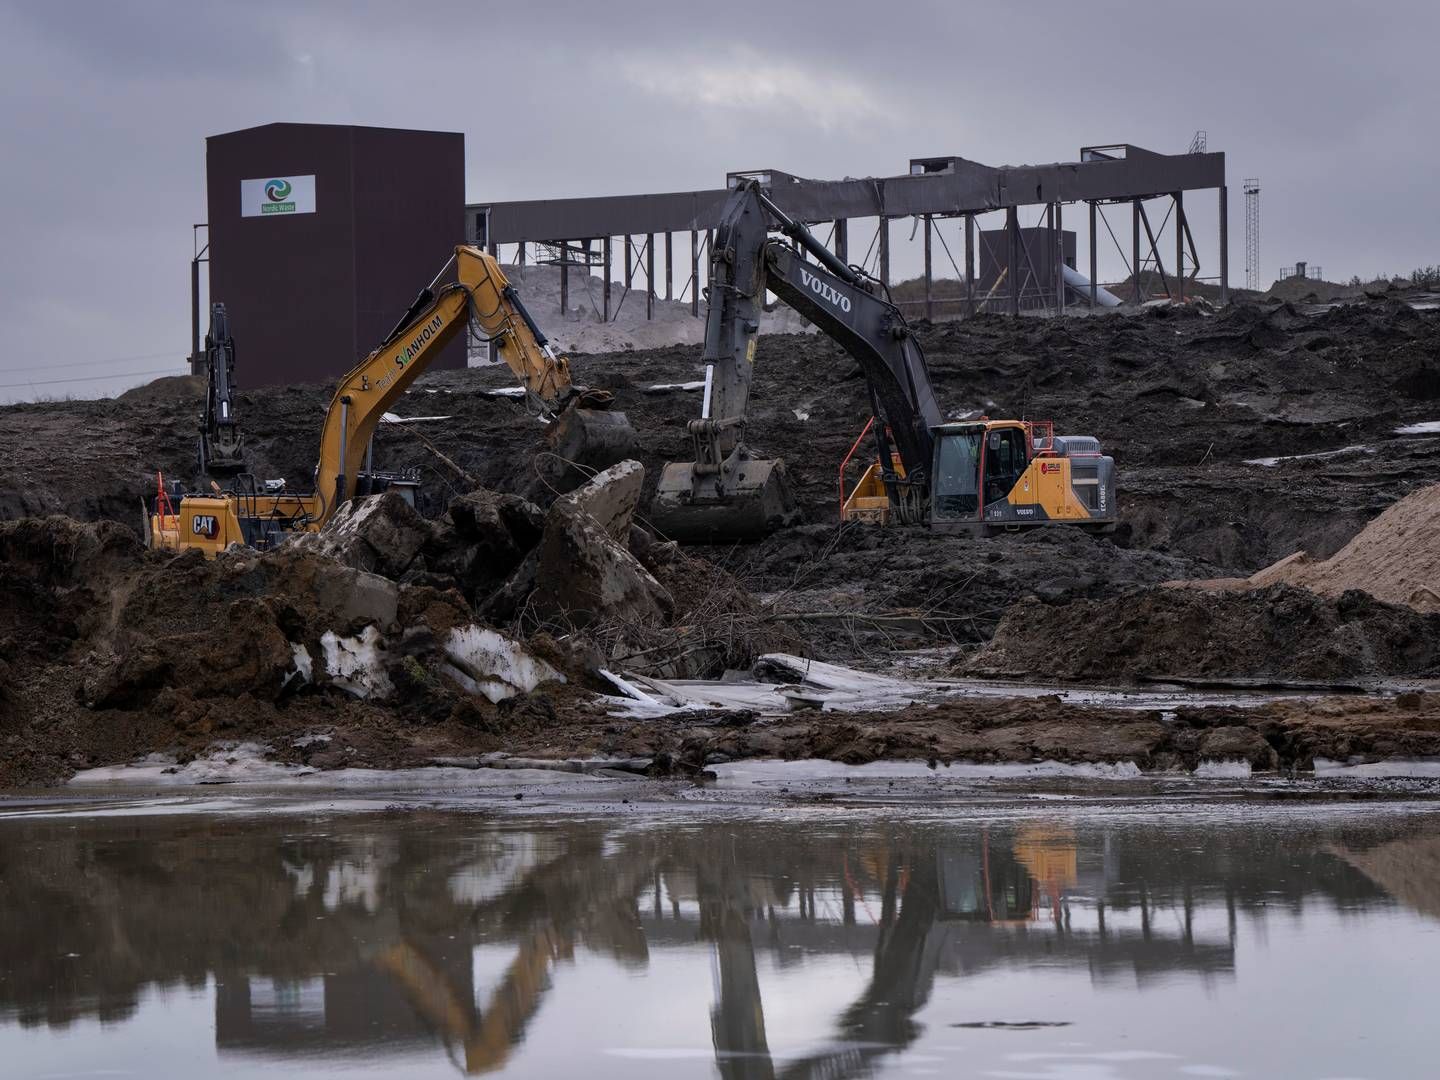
[650,178,1116,542]
[149,246,636,554]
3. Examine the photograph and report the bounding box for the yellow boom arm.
[313,245,577,517]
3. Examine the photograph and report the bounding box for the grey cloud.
[1,0,1438,401]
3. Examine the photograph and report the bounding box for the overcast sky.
[1,0,1436,401]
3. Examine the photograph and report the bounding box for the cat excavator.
[148,246,636,554]
[649,177,1116,542]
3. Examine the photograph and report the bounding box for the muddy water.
[1,800,1437,1079]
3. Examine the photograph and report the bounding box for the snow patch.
[1244,445,1373,467]
[321,626,393,699]
[1395,420,1440,435]
[1194,759,1253,779]
[709,758,1145,785]
[441,625,564,704]
[1314,756,1440,777]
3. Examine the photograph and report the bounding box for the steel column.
[965,214,975,316]
[1088,201,1098,307]
[559,241,569,315]
[1175,192,1185,303]
[690,229,699,317]
[1007,207,1020,316]
[835,219,848,263]
[664,231,674,301]
[603,235,612,322]
[518,241,526,266]
[1219,185,1229,305]
[1132,200,1142,304]
[923,214,933,320]
[645,232,654,320]
[1053,202,1064,314]
[189,256,201,373]
[624,236,632,287]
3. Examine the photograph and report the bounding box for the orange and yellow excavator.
[148,246,635,555]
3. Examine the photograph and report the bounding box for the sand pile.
[1204,483,1440,612]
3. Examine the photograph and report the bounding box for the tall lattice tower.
[1244,178,1261,291]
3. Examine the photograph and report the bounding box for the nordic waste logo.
[262,178,295,214]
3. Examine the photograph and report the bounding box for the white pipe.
[701,364,714,419]
[1062,264,1123,308]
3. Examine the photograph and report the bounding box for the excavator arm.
[651,179,945,540]
[315,245,599,514]
[199,302,246,474]
[153,245,635,554]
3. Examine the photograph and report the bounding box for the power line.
[0,351,178,376]
[0,367,182,391]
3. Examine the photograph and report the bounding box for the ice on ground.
[1395,420,1440,435]
[1314,756,1440,777]
[1244,445,1374,467]
[710,759,1146,784]
[441,626,565,703]
[1194,759,1253,779]
[321,626,393,699]
[68,743,603,788]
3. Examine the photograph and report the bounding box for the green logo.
[262,178,295,214]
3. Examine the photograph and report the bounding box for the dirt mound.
[1237,483,1440,611]
[117,373,204,403]
[0,467,783,787]
[967,584,1440,684]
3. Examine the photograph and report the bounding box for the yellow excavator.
[148,246,636,555]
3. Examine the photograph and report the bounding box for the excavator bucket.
[649,457,801,543]
[545,405,640,471]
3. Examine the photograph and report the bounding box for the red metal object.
[155,471,176,520]
[837,416,876,517]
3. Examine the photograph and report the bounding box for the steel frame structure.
[467,143,1227,323]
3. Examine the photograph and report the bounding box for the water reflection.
[0,810,1433,1077]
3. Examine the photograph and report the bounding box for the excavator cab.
[929,420,1118,534]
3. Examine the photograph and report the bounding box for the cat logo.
[191,514,220,539]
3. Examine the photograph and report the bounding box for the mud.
[673,692,1440,775]
[5,293,1440,786]
[969,584,1440,684]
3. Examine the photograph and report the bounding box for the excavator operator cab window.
[931,430,983,520]
[984,427,1028,501]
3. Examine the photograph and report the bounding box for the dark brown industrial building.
[206,123,466,388]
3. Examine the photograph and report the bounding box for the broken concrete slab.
[555,459,645,543]
[290,491,431,579]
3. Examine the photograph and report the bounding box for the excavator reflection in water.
[3,814,1288,1075]
[335,824,1227,1079]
